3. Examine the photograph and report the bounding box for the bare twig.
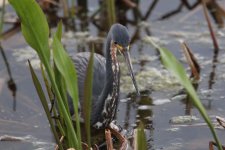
[143,0,158,20]
[206,0,225,28]
[202,0,219,51]
[109,127,128,150]
[122,0,137,8]
[55,136,64,150]
[38,0,60,7]
[216,116,225,129]
[1,23,20,40]
[105,129,113,150]
[82,142,89,150]
[209,141,225,150]
[0,135,22,141]
[60,0,69,18]
[181,42,200,80]
[93,144,99,150]
[179,5,202,22]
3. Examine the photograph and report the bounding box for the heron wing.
[70,52,106,114]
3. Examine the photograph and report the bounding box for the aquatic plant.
[9,0,94,149]
[147,38,222,150]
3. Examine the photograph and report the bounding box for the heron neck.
[106,50,120,123]
[101,33,114,98]
[94,34,120,126]
[97,34,114,107]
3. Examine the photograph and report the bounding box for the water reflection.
[123,90,154,149]
[207,46,220,109]
[184,82,199,115]
[0,43,17,111]
[208,47,219,90]
[136,91,154,149]
[136,91,153,129]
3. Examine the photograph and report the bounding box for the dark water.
[1,0,225,149]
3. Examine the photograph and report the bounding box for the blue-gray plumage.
[70,24,139,129]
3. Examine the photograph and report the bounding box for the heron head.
[110,24,130,48]
[110,24,140,96]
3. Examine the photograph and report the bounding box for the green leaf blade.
[55,21,63,40]
[83,50,94,148]
[149,38,222,150]
[9,0,50,61]
[10,0,79,149]
[52,25,81,149]
[28,61,63,150]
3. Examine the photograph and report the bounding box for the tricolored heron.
[70,23,139,129]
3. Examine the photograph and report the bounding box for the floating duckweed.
[153,99,171,105]
[138,21,151,28]
[138,105,152,110]
[63,31,104,44]
[135,55,158,64]
[170,115,199,124]
[12,46,40,69]
[142,36,167,46]
[166,128,180,132]
[120,67,182,93]
[171,94,187,101]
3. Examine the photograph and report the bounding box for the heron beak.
[122,48,140,96]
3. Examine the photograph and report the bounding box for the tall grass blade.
[54,64,70,113]
[148,38,222,150]
[83,50,94,148]
[9,0,50,62]
[40,64,54,101]
[28,60,63,150]
[106,0,116,26]
[52,24,82,149]
[55,21,62,40]
[54,21,69,114]
[40,64,65,136]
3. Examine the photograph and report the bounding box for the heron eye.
[114,41,117,45]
